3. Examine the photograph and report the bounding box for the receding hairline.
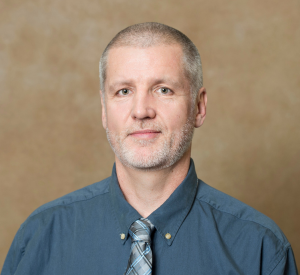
[106,33,185,50]
[103,29,189,74]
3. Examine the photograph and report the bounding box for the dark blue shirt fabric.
[2,160,298,275]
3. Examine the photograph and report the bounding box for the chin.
[118,147,187,171]
[121,159,169,171]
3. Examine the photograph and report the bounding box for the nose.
[131,90,156,120]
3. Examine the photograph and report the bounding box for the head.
[99,23,207,171]
[99,22,203,101]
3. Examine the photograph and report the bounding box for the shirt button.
[165,233,171,239]
[120,233,126,240]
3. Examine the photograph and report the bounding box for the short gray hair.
[99,22,203,99]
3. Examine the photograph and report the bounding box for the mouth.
[128,129,161,139]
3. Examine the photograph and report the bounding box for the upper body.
[2,160,297,275]
[1,22,298,274]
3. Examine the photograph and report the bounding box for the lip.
[129,129,161,139]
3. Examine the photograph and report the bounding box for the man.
[1,23,298,275]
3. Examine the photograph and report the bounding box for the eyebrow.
[108,80,133,91]
[108,77,185,91]
[152,77,184,88]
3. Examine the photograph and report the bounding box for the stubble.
[106,109,195,171]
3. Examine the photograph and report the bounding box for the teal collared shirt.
[2,159,298,274]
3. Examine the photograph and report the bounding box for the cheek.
[105,105,128,131]
[158,101,190,129]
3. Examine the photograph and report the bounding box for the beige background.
[1,0,299,269]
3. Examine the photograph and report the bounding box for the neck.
[115,149,191,218]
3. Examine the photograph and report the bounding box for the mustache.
[125,122,163,135]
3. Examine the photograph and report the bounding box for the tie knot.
[129,218,154,243]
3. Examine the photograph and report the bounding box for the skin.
[100,44,207,217]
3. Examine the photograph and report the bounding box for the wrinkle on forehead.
[105,45,189,92]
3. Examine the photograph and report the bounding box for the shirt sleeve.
[1,226,24,275]
[269,246,298,275]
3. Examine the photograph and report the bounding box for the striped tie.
[124,218,155,275]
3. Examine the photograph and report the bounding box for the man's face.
[101,44,198,170]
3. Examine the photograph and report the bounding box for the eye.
[118,89,131,96]
[158,87,171,95]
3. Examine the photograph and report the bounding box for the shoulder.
[195,180,290,247]
[193,180,298,275]
[1,177,112,274]
[22,176,111,228]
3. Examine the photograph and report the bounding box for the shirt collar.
[109,159,198,246]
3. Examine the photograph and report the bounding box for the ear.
[194,87,207,128]
[100,90,107,129]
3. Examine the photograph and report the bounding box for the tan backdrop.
[1,0,299,268]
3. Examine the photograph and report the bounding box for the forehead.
[105,45,187,88]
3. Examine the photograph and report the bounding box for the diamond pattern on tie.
[124,218,155,275]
